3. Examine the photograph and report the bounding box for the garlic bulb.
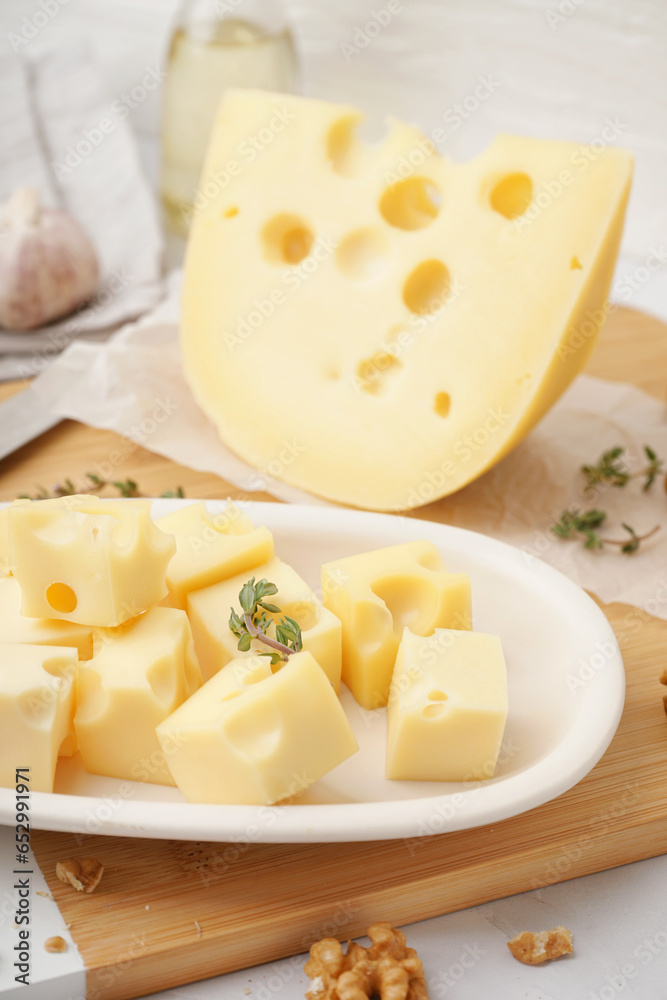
[0,187,99,332]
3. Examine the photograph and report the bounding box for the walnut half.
[507,926,573,965]
[55,857,104,894]
[44,936,68,953]
[305,922,428,1000]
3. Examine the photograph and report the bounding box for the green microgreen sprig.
[228,577,303,666]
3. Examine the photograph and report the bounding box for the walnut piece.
[304,922,428,1000]
[44,936,68,953]
[507,926,573,965]
[55,857,104,894]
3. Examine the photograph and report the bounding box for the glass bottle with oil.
[161,0,298,236]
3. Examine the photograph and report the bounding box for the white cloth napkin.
[0,39,163,380]
[31,270,667,620]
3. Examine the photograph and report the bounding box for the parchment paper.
[31,274,667,620]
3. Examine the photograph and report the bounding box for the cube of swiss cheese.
[322,540,471,709]
[156,500,274,609]
[8,496,175,627]
[74,607,202,785]
[0,575,93,659]
[187,557,341,690]
[0,644,77,792]
[386,627,508,781]
[157,651,358,804]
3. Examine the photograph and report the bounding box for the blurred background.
[1,0,666,319]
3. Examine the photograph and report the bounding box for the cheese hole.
[241,666,267,685]
[489,172,533,219]
[570,256,582,269]
[147,662,176,706]
[355,351,402,396]
[416,550,442,572]
[261,214,314,265]
[336,227,392,282]
[223,206,239,219]
[42,657,74,683]
[428,689,448,701]
[278,600,319,632]
[354,599,393,656]
[422,703,446,719]
[403,260,451,315]
[223,701,282,759]
[46,582,77,614]
[434,391,451,418]
[379,177,440,231]
[371,575,438,634]
[326,115,364,177]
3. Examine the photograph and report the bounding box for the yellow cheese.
[0,575,93,659]
[8,496,175,626]
[187,556,342,689]
[386,627,508,781]
[0,644,77,792]
[181,89,632,510]
[156,650,358,804]
[156,500,274,609]
[322,540,471,709]
[74,607,202,785]
[0,506,12,576]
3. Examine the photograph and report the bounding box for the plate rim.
[0,499,625,843]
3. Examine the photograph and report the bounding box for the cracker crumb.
[194,919,202,938]
[507,926,573,965]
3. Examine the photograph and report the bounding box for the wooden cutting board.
[1,306,666,1000]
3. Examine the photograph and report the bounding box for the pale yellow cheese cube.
[0,575,93,659]
[74,607,202,785]
[386,627,508,781]
[187,557,342,690]
[0,644,77,792]
[156,500,274,609]
[156,651,358,804]
[8,496,176,626]
[322,540,471,710]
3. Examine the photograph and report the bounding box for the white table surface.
[0,1,666,996]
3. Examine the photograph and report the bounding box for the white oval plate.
[0,501,625,842]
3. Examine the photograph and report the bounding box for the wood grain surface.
[1,305,666,999]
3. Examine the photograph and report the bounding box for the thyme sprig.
[582,445,665,493]
[551,509,660,554]
[228,577,303,666]
[18,474,184,501]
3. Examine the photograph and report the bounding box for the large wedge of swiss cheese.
[181,89,633,511]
